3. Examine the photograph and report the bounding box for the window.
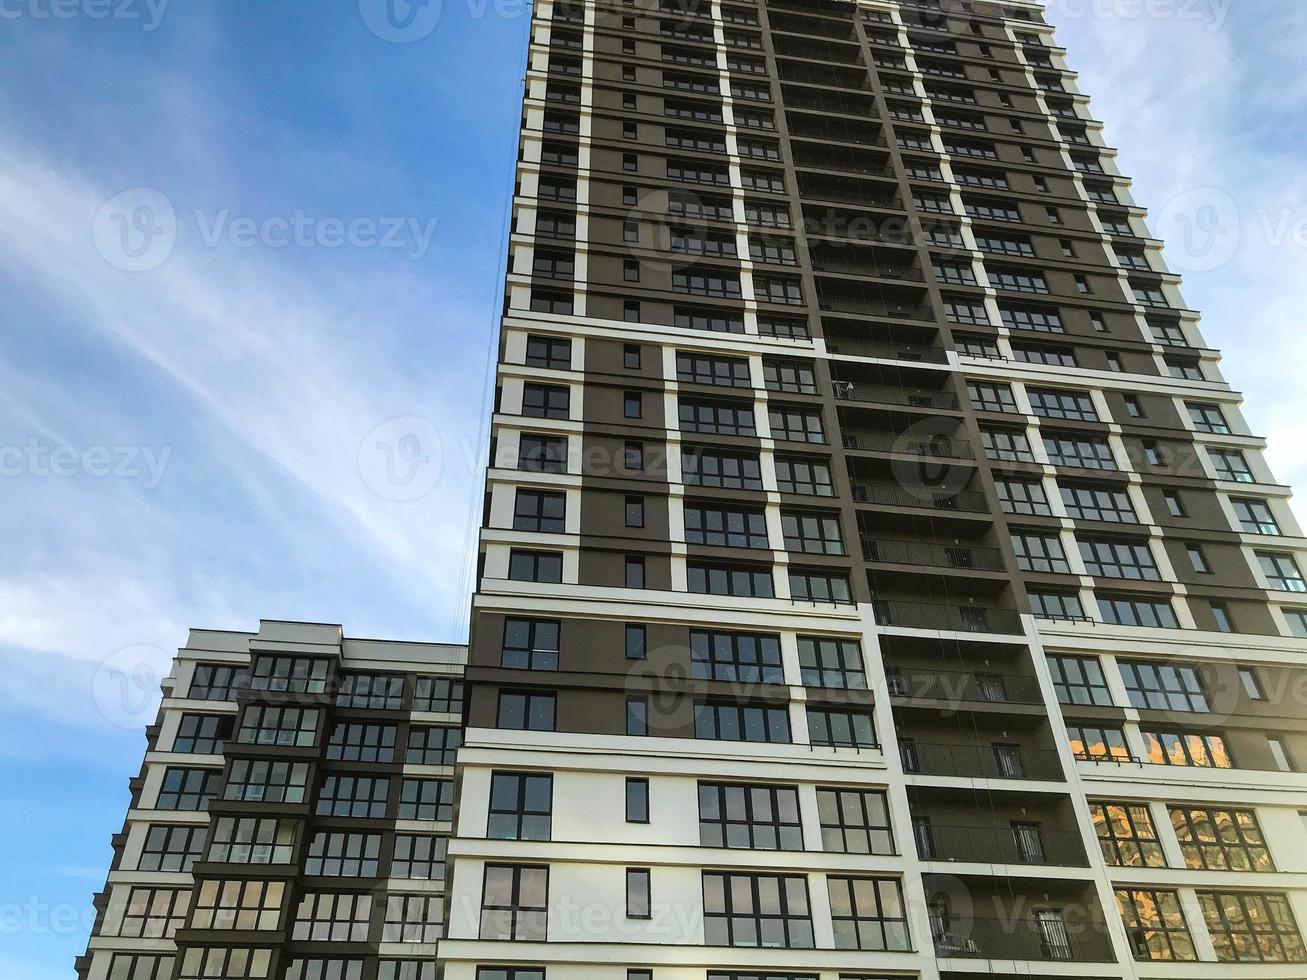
[223,759,310,804]
[763,359,817,394]
[248,654,329,693]
[782,512,844,557]
[1201,891,1306,962]
[702,872,814,948]
[1091,803,1165,868]
[982,428,1029,462]
[1028,388,1098,422]
[414,675,463,713]
[189,663,243,700]
[480,865,548,941]
[1163,489,1187,517]
[624,390,643,418]
[775,456,834,496]
[996,478,1051,517]
[1043,432,1117,470]
[1236,498,1281,534]
[1269,736,1296,772]
[1144,730,1233,768]
[155,767,219,810]
[398,778,454,821]
[677,353,750,387]
[521,383,569,419]
[625,869,651,919]
[1059,482,1137,523]
[684,503,769,548]
[624,441,644,470]
[380,965,441,980]
[518,434,567,474]
[513,490,566,533]
[682,447,763,489]
[1001,304,1063,333]
[497,691,556,731]
[325,722,397,763]
[1170,807,1273,872]
[624,344,642,369]
[695,701,790,743]
[1011,531,1070,573]
[335,672,404,709]
[383,894,444,943]
[1260,553,1306,592]
[235,705,318,748]
[316,775,388,819]
[489,772,552,841]
[1048,655,1112,705]
[508,549,563,583]
[816,789,893,854]
[173,713,233,754]
[789,568,850,605]
[1030,590,1086,621]
[690,630,782,683]
[1188,402,1231,433]
[1211,448,1254,482]
[103,955,176,980]
[1116,888,1196,961]
[828,877,910,951]
[679,397,755,435]
[626,777,649,823]
[525,335,570,370]
[967,380,1018,413]
[625,624,646,660]
[191,879,284,932]
[304,831,382,877]
[110,887,190,939]
[625,555,646,589]
[502,618,560,671]
[1079,537,1160,580]
[1099,595,1178,628]
[687,562,774,597]
[1013,342,1076,367]
[1185,543,1211,573]
[285,963,363,980]
[698,782,802,851]
[807,707,876,748]
[769,406,825,443]
[1120,660,1209,712]
[626,696,648,735]
[177,947,272,979]
[207,817,294,864]
[797,637,865,689]
[1068,724,1131,762]
[407,726,461,765]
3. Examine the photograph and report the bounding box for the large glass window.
[207,817,294,865]
[1068,724,1131,762]
[690,630,783,684]
[1090,803,1165,867]
[247,655,329,694]
[1116,888,1196,962]
[155,767,219,810]
[172,713,233,754]
[1048,655,1112,706]
[827,877,910,951]
[235,706,318,747]
[334,672,404,709]
[192,879,285,931]
[502,619,560,671]
[488,772,552,841]
[397,778,454,821]
[684,504,769,548]
[109,887,190,939]
[797,637,865,689]
[497,690,556,731]
[1259,552,1307,592]
[325,722,397,763]
[413,675,463,713]
[1199,891,1306,963]
[138,825,206,872]
[407,726,461,765]
[702,872,814,948]
[1144,730,1233,768]
[1060,481,1137,522]
[392,835,447,880]
[1120,660,1209,712]
[816,789,893,854]
[1098,595,1178,628]
[480,865,548,941]
[223,759,309,804]
[291,892,371,942]
[1079,537,1160,580]
[1169,807,1273,871]
[808,708,876,748]
[695,702,791,743]
[304,832,381,877]
[383,895,444,943]
[698,783,802,851]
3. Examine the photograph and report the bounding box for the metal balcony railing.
[914,823,1088,867]
[810,257,925,281]
[832,382,958,410]
[931,915,1115,962]
[900,741,1063,780]
[885,667,1042,705]
[840,428,970,456]
[851,482,988,514]
[862,537,1004,571]
[817,296,933,320]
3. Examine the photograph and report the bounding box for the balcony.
[827,338,947,364]
[914,823,1088,867]
[886,666,1042,705]
[852,481,987,513]
[862,537,1004,572]
[901,741,1063,780]
[833,382,957,411]
[931,916,1115,963]
[816,295,933,320]
[810,256,924,282]
[840,428,969,457]
[782,88,877,116]
[871,600,1023,635]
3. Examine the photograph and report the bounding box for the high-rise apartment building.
[78,2,1307,979]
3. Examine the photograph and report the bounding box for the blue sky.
[1,1,1305,976]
